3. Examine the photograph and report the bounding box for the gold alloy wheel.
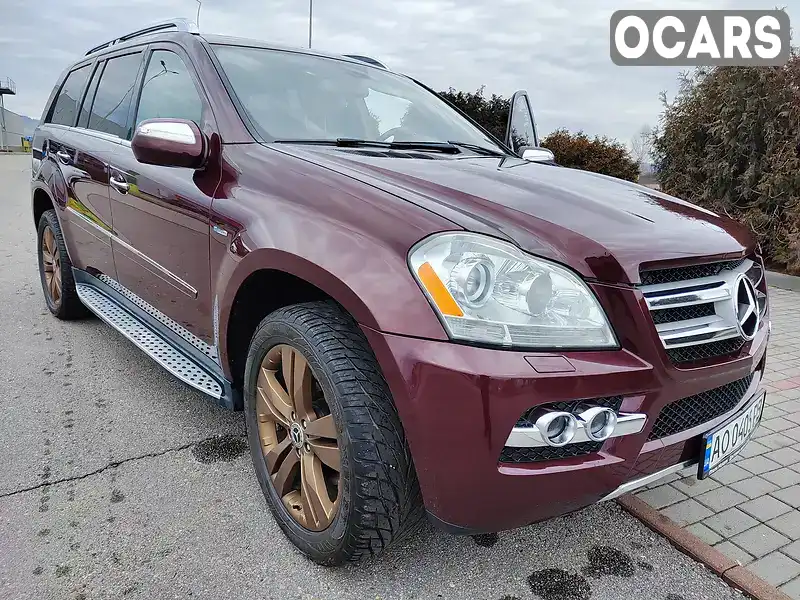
[41,226,62,306]
[256,344,341,531]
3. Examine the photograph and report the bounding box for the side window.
[87,52,143,139]
[77,64,102,129]
[48,65,91,126]
[135,50,203,127]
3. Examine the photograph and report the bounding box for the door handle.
[109,174,130,194]
[55,150,71,164]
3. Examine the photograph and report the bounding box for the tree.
[653,53,800,273]
[541,129,640,182]
[437,86,510,141]
[630,124,654,166]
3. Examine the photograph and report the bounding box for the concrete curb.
[767,271,800,293]
[618,495,792,600]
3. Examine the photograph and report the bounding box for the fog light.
[534,411,578,447]
[578,406,618,442]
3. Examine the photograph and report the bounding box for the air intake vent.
[648,374,754,440]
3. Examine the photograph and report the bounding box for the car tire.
[244,301,423,565]
[37,209,88,320]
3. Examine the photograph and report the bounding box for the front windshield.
[212,44,505,151]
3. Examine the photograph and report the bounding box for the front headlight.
[408,232,617,349]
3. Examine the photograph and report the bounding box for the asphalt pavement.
[0,154,745,600]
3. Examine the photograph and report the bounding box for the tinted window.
[87,53,143,139]
[135,51,202,127]
[48,65,91,126]
[77,64,102,129]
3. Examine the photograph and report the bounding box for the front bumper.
[362,315,769,534]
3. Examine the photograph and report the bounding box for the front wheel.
[243,301,422,565]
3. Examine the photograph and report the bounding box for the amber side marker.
[417,262,463,317]
[618,495,792,600]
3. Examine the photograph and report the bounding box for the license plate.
[699,391,765,479]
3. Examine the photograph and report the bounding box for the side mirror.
[505,90,539,157]
[131,119,206,169]
[521,147,556,164]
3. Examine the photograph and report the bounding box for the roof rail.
[343,54,388,70]
[85,18,199,56]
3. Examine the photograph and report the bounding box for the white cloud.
[0,0,796,146]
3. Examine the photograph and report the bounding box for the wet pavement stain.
[37,528,50,537]
[55,565,70,577]
[110,489,125,504]
[665,595,686,600]
[32,566,43,576]
[191,435,248,463]
[582,546,635,578]
[527,569,591,600]
[471,533,499,547]
[637,560,654,572]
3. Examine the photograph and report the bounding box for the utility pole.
[195,0,202,28]
[308,0,313,48]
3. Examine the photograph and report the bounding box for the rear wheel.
[37,209,87,320]
[244,301,422,564]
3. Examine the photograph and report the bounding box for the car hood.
[272,145,754,284]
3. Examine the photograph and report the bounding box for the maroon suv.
[32,19,769,565]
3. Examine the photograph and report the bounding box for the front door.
[98,45,216,346]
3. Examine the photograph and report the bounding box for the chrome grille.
[640,258,756,365]
[648,374,754,440]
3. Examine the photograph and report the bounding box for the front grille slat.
[648,374,754,440]
[666,337,746,364]
[651,303,716,325]
[640,258,746,286]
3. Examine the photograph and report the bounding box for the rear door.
[36,62,117,277]
[104,44,216,344]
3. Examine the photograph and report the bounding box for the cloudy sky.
[0,0,796,146]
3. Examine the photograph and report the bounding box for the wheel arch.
[32,185,55,229]
[219,249,384,390]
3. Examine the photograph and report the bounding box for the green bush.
[653,53,800,273]
[541,129,640,182]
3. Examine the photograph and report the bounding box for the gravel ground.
[0,155,745,600]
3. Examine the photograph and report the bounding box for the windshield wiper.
[446,141,507,157]
[274,138,461,154]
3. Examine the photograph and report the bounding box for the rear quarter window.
[47,65,91,127]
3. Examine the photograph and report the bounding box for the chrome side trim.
[67,206,197,298]
[67,206,112,237]
[98,274,217,360]
[504,412,647,448]
[599,460,698,502]
[111,235,198,299]
[76,283,222,399]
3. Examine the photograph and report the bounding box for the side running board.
[75,276,237,409]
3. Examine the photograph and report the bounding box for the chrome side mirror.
[131,119,206,169]
[521,147,555,164]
